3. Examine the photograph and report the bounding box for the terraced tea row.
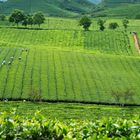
[0,47,140,104]
[0,28,137,55]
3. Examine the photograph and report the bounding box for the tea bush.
[0,110,140,140]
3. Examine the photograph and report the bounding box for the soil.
[133,33,140,53]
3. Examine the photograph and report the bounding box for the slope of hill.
[101,0,140,7]
[0,18,140,105]
[93,0,140,18]
[0,0,95,17]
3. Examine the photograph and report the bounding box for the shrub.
[29,89,42,102]
[112,89,135,104]
[0,14,6,21]
[109,22,119,30]
[79,16,92,31]
[97,19,106,31]
[135,14,140,19]
[122,19,129,29]
[0,110,140,139]
[33,12,45,28]
[9,9,25,26]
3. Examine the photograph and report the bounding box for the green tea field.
[0,18,140,105]
[1,0,140,139]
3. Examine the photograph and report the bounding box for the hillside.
[1,0,140,18]
[93,0,140,18]
[0,18,140,105]
[101,0,140,7]
[0,0,95,17]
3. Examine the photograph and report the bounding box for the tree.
[111,91,122,104]
[122,89,135,104]
[97,19,106,31]
[111,89,135,105]
[27,15,33,27]
[9,9,25,26]
[22,16,28,27]
[22,14,33,27]
[109,22,119,30]
[79,16,92,31]
[135,14,140,19]
[122,19,129,29]
[33,12,45,27]
[29,88,42,102]
[0,15,6,21]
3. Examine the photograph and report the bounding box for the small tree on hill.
[29,88,42,102]
[27,15,33,27]
[0,14,6,21]
[111,89,135,105]
[135,14,140,19]
[9,9,25,26]
[122,19,129,30]
[79,16,92,31]
[111,91,122,104]
[33,12,45,28]
[97,19,106,31]
[122,89,135,104]
[109,22,119,30]
[22,15,28,27]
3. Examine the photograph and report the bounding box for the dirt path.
[132,32,140,53]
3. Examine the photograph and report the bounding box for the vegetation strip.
[1,99,140,107]
[0,110,140,140]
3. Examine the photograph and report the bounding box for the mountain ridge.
[93,0,140,18]
[0,0,95,17]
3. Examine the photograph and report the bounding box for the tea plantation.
[0,18,140,105]
[1,109,140,140]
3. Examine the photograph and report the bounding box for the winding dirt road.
[132,32,140,53]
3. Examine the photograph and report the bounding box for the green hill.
[0,0,95,17]
[1,0,140,18]
[93,0,140,18]
[101,0,140,7]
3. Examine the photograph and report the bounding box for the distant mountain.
[93,0,140,18]
[101,0,140,7]
[88,0,102,4]
[1,0,139,18]
[0,0,95,17]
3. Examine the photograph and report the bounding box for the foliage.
[79,16,92,31]
[135,14,140,19]
[9,9,25,26]
[97,18,106,31]
[29,89,42,102]
[111,89,135,104]
[8,10,45,28]
[122,19,129,29]
[0,110,140,140]
[1,102,140,120]
[33,12,45,27]
[22,15,28,27]
[0,14,6,21]
[109,22,119,29]
[27,15,34,27]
